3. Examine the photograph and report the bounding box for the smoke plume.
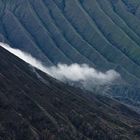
[0,42,120,92]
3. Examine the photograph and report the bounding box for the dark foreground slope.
[0,48,140,140]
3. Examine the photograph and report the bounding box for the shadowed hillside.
[1,46,140,139]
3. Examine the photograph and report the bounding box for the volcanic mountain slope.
[1,0,140,80]
[1,47,140,139]
[0,0,140,110]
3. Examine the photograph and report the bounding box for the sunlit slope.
[1,0,140,86]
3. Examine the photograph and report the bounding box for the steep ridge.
[0,0,140,118]
[0,46,140,139]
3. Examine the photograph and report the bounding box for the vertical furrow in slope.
[42,0,115,70]
[108,0,140,38]
[0,21,10,43]
[1,0,140,85]
[121,0,140,15]
[0,1,12,43]
[76,0,140,79]
[135,4,140,19]
[97,0,140,47]
[1,2,54,66]
[78,0,140,66]
[29,0,95,67]
[50,0,119,62]
[1,10,54,66]
[52,0,140,79]
[28,0,78,65]
[12,13,56,67]
[13,1,73,65]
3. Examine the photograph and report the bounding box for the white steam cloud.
[0,42,120,92]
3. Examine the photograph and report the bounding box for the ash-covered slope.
[0,47,140,139]
[0,0,140,81]
[0,0,140,109]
